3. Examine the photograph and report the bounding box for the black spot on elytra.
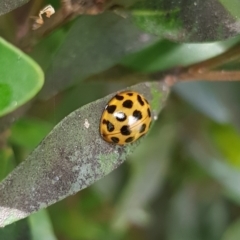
[137,95,144,106]
[133,110,142,120]
[139,123,146,133]
[147,108,151,118]
[125,136,134,143]
[120,125,131,135]
[127,93,133,96]
[123,100,133,108]
[115,95,124,101]
[111,137,119,143]
[107,105,116,114]
[116,112,127,122]
[103,119,114,132]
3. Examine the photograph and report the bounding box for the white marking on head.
[114,112,125,119]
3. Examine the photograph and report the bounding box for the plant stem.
[160,42,240,85]
[178,70,240,81]
[18,0,116,51]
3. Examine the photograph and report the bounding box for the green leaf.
[29,210,57,240]
[10,118,53,150]
[0,0,29,16]
[0,81,169,227]
[37,12,159,99]
[0,38,44,117]
[0,219,31,240]
[121,36,240,72]
[131,0,240,42]
[219,0,240,18]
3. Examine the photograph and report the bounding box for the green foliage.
[122,36,240,72]
[219,0,240,18]
[29,210,57,240]
[1,0,240,239]
[131,0,240,42]
[0,82,169,227]
[0,38,44,117]
[35,12,159,99]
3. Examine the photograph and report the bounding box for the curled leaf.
[0,81,169,227]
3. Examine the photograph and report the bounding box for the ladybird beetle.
[100,91,152,145]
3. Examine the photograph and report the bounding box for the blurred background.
[1,0,240,239]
